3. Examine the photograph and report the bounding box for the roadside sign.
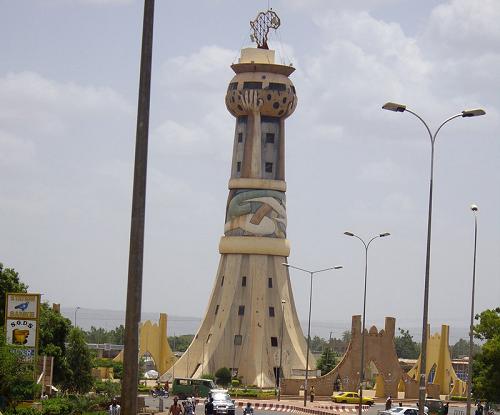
[5,319,38,347]
[6,293,39,320]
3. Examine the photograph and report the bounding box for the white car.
[379,407,428,415]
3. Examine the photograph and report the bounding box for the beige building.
[162,37,312,387]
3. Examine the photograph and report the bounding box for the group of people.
[168,396,197,415]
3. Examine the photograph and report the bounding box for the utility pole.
[121,1,155,414]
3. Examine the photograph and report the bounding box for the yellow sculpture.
[405,325,466,397]
[114,313,176,375]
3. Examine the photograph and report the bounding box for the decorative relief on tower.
[226,80,297,119]
[224,189,286,238]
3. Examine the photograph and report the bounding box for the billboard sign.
[4,293,41,373]
[6,293,39,320]
[5,319,38,347]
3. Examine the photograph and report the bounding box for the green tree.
[0,263,28,326]
[472,307,500,402]
[0,331,38,407]
[309,335,329,353]
[214,367,231,386]
[316,347,337,375]
[168,334,194,352]
[63,328,94,393]
[394,328,420,359]
[450,338,481,359]
[39,303,72,384]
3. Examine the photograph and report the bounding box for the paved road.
[143,396,383,415]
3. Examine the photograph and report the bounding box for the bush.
[214,368,231,386]
[201,373,214,380]
[94,380,120,399]
[449,396,467,401]
[137,385,151,393]
[231,379,240,387]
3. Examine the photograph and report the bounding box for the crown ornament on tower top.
[250,9,280,49]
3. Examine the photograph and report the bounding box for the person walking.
[310,386,315,403]
[444,402,449,415]
[243,403,254,415]
[385,396,392,410]
[109,398,121,415]
[169,397,184,415]
[205,397,214,415]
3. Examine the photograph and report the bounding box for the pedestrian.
[243,403,254,415]
[205,397,214,415]
[399,402,403,407]
[476,402,484,415]
[185,398,195,415]
[109,398,121,415]
[385,396,392,410]
[444,403,449,415]
[169,397,184,415]
[310,386,315,403]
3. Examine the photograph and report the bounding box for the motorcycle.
[151,387,169,398]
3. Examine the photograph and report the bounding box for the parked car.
[209,389,236,415]
[331,392,374,406]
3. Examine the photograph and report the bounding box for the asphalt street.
[143,396,385,415]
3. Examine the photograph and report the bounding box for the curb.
[235,401,369,415]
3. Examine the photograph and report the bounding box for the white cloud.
[422,0,500,58]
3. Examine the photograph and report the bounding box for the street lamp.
[382,102,485,415]
[466,204,478,415]
[344,231,390,415]
[282,262,343,407]
[74,306,81,328]
[278,299,287,401]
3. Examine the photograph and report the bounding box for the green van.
[171,378,216,399]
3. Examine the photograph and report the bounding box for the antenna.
[250,9,280,49]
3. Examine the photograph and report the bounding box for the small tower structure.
[163,10,312,387]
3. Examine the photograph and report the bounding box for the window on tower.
[265,162,273,173]
[271,337,278,347]
[238,305,245,316]
[234,335,242,345]
[268,277,273,288]
[268,82,286,91]
[265,133,275,144]
[237,161,241,172]
[229,82,238,90]
[269,307,275,317]
[221,275,224,286]
[238,132,243,143]
[242,276,247,287]
[243,82,262,90]
[215,305,219,315]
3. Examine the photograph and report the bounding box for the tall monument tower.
[164,10,312,387]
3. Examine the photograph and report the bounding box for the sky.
[1,0,499,341]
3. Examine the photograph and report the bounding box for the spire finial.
[250,9,280,50]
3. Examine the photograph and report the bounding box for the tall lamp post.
[282,263,343,407]
[278,299,286,401]
[344,231,390,415]
[382,102,485,415]
[466,204,478,415]
[74,306,81,328]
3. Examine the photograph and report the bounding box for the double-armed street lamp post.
[344,231,390,415]
[382,102,485,415]
[466,204,478,415]
[282,263,343,407]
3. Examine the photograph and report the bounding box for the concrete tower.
[163,11,312,387]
